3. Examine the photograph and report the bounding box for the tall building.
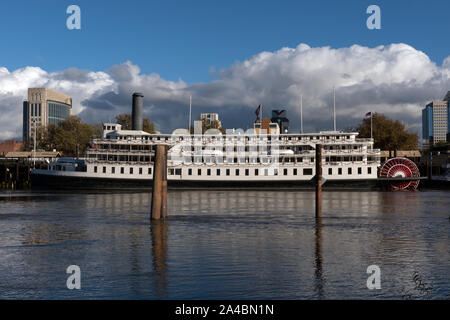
[422,91,450,148]
[445,91,450,143]
[200,113,222,127]
[254,118,280,134]
[271,110,289,134]
[199,113,222,131]
[23,88,72,143]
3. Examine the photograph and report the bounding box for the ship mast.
[333,86,336,131]
[189,95,192,133]
[300,95,303,134]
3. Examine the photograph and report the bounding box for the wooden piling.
[161,145,168,218]
[315,144,322,218]
[151,144,168,220]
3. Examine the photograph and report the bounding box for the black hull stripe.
[31,173,382,191]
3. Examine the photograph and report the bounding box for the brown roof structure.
[380,150,421,157]
[4,151,61,158]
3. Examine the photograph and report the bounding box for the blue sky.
[0,0,449,139]
[0,0,448,83]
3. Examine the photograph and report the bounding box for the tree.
[357,113,418,150]
[39,116,96,157]
[115,113,156,134]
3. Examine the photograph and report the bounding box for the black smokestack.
[132,92,144,131]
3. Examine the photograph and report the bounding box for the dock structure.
[315,144,322,218]
[1,151,60,190]
[151,145,168,220]
[0,161,33,189]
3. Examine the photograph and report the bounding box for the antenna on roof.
[300,95,303,134]
[189,95,192,133]
[333,86,336,131]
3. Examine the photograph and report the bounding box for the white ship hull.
[31,127,384,190]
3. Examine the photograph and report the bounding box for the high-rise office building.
[271,110,289,134]
[23,88,72,143]
[254,118,280,134]
[422,91,450,147]
[200,113,222,129]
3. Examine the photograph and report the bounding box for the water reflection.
[314,218,324,299]
[150,220,168,298]
[0,190,449,299]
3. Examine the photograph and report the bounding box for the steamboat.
[31,93,422,191]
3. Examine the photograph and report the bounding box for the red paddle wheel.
[379,157,420,191]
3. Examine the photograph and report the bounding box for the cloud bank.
[0,43,449,140]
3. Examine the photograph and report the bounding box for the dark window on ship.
[175,169,182,175]
[168,169,174,175]
[148,168,152,175]
[139,168,143,175]
[217,169,220,175]
[226,169,230,176]
[274,169,278,176]
[303,168,313,175]
[121,167,124,174]
[328,168,332,175]
[188,169,192,175]
[293,168,297,175]
[103,166,106,173]
[368,167,372,174]
[112,167,115,174]
[283,168,288,175]
[348,168,352,175]
[358,167,362,175]
[130,168,133,174]
[207,169,211,176]
[235,169,239,176]
[245,169,249,176]
[198,169,201,175]
[255,169,259,176]
[338,168,342,175]
[94,166,97,173]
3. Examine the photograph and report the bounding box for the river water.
[0,190,449,299]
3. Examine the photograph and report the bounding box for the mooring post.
[315,144,322,218]
[151,144,168,220]
[161,145,168,218]
[151,145,164,220]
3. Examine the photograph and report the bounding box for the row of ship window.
[95,145,362,151]
[113,135,354,141]
[93,166,372,176]
[94,166,153,175]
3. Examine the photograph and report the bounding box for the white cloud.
[0,43,449,140]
